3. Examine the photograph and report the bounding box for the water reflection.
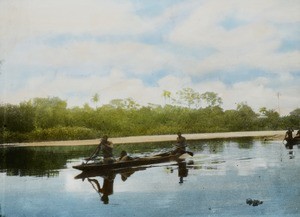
[178,162,188,184]
[288,151,295,159]
[0,146,94,177]
[88,174,115,204]
[1,139,300,216]
[75,161,191,205]
[0,138,297,178]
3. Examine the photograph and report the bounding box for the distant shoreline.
[1,130,286,147]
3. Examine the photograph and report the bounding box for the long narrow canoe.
[73,152,191,172]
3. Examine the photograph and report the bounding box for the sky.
[0,0,299,115]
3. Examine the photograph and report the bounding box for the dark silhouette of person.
[88,135,114,163]
[285,128,294,142]
[284,128,294,149]
[88,173,116,204]
[118,150,133,162]
[120,170,135,181]
[172,132,187,155]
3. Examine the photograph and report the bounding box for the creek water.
[0,139,299,217]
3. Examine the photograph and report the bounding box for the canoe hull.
[73,153,185,172]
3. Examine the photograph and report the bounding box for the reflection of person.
[178,162,188,184]
[88,173,116,204]
[88,135,114,163]
[172,132,187,155]
[120,170,135,181]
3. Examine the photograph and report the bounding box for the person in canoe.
[172,132,187,155]
[87,135,114,163]
[284,128,294,143]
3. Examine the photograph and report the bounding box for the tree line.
[0,88,299,143]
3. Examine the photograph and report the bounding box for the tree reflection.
[0,138,256,177]
[0,146,93,177]
[236,138,254,149]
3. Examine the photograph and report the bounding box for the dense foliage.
[0,90,299,143]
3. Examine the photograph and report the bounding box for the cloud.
[168,0,300,74]
[0,0,299,116]
[0,0,149,59]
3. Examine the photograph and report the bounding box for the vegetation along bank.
[1,89,299,144]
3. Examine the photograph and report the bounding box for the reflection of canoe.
[74,165,149,179]
[73,152,191,172]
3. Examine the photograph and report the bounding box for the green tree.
[31,97,68,129]
[91,93,100,109]
[173,88,201,108]
[201,92,223,108]
[284,108,300,128]
[109,98,140,110]
[162,90,171,106]
[258,107,280,130]
[236,102,257,130]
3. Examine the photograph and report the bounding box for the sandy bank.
[2,130,286,147]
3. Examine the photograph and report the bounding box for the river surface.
[0,139,299,217]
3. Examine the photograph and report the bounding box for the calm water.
[0,139,299,217]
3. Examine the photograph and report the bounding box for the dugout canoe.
[73,151,192,172]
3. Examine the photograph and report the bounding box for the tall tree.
[201,92,223,108]
[173,88,201,108]
[31,97,68,129]
[162,90,171,106]
[91,93,100,109]
[109,98,140,110]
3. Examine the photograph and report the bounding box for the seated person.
[118,150,133,161]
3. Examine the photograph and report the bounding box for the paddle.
[85,152,100,164]
[85,143,103,164]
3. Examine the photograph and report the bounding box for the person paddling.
[284,128,294,143]
[88,135,114,163]
[171,132,193,156]
[172,132,187,155]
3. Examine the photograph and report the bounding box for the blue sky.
[0,0,299,115]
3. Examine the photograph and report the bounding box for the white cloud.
[168,0,300,74]
[0,0,150,59]
[0,0,299,116]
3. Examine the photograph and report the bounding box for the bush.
[0,127,101,143]
[28,127,100,141]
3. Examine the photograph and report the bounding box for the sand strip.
[1,131,286,147]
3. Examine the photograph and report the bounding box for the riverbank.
[1,130,286,147]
